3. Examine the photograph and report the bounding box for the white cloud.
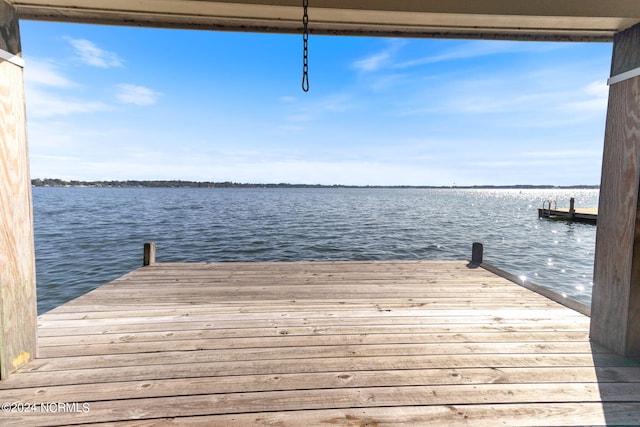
[367,73,409,91]
[66,37,124,68]
[586,80,608,98]
[26,88,111,118]
[560,80,609,113]
[352,40,407,73]
[24,57,111,118]
[115,84,162,106]
[353,51,391,73]
[562,98,608,113]
[399,70,608,124]
[25,59,75,88]
[395,40,559,69]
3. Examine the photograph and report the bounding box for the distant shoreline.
[31,178,599,190]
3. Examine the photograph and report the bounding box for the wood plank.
[61,286,562,298]
[36,320,592,338]
[75,403,640,427]
[37,306,581,322]
[36,319,590,337]
[36,330,591,347]
[49,292,558,313]
[0,1,36,379]
[62,295,556,307]
[76,281,533,291]
[36,340,603,358]
[41,299,563,311]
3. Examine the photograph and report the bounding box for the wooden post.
[143,242,156,266]
[569,198,575,220]
[0,1,37,378]
[590,22,640,357]
[471,242,483,264]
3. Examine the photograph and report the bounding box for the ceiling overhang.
[9,0,640,42]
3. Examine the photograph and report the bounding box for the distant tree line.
[31,178,351,188]
[30,178,599,189]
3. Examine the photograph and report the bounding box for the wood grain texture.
[591,75,640,354]
[0,260,638,425]
[0,6,36,381]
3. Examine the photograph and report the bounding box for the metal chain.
[302,0,309,92]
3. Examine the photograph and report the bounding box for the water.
[33,187,598,314]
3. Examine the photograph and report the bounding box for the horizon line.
[31,178,600,190]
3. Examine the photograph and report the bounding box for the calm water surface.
[33,187,598,314]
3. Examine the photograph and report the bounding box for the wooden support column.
[591,23,640,357]
[0,1,36,378]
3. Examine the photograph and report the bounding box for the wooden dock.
[1,260,639,426]
[538,198,598,224]
[538,207,598,224]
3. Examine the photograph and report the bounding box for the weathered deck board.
[78,404,640,427]
[1,260,639,426]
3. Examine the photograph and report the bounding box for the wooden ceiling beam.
[9,0,640,41]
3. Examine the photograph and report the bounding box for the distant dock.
[538,198,597,224]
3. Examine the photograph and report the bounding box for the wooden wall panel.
[590,77,640,355]
[591,21,640,357]
[0,0,36,379]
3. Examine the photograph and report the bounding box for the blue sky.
[20,21,612,186]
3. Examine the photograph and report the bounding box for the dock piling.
[143,242,156,266]
[570,197,576,220]
[471,242,484,264]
